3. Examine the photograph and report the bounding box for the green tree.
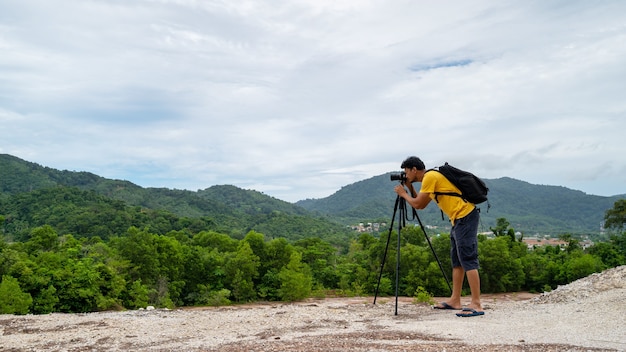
[243,231,267,261]
[0,275,33,314]
[2,246,61,314]
[123,280,150,309]
[112,227,160,286]
[479,236,525,292]
[257,238,295,300]
[401,244,435,296]
[611,232,626,260]
[490,217,519,242]
[278,251,313,301]
[52,258,103,312]
[521,249,552,292]
[258,268,281,300]
[560,252,604,283]
[26,225,59,253]
[587,242,625,267]
[424,233,454,295]
[264,238,294,270]
[93,262,126,310]
[223,241,260,302]
[294,237,338,288]
[401,225,427,247]
[180,246,226,305]
[111,227,187,307]
[0,215,6,236]
[153,235,186,305]
[558,233,581,253]
[335,235,378,295]
[604,199,626,230]
[191,231,238,252]
[490,218,510,237]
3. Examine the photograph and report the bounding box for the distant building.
[350,222,385,233]
[522,237,568,250]
[522,236,595,250]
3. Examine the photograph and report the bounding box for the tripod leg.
[394,198,405,315]
[413,209,452,294]
[373,196,400,304]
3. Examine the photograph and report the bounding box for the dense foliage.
[0,214,624,315]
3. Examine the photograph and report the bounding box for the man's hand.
[394,184,408,197]
[394,184,431,210]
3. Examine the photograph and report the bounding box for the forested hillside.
[297,173,625,236]
[0,154,353,246]
[3,154,623,237]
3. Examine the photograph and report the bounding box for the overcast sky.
[1,1,625,202]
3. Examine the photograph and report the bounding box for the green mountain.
[2,154,623,240]
[0,154,352,245]
[297,173,625,236]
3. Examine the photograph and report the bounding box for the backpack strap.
[433,191,466,203]
[426,169,469,220]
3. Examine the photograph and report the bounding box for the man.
[393,156,484,317]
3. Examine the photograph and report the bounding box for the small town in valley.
[350,222,595,250]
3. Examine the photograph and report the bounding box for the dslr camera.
[390,171,406,182]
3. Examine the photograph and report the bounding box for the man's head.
[401,156,425,170]
[400,156,426,182]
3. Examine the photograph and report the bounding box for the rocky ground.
[1,266,625,352]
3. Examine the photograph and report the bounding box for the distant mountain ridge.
[1,154,624,237]
[297,173,625,235]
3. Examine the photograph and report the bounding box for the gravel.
[1,266,624,352]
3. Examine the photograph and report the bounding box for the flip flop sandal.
[456,308,485,317]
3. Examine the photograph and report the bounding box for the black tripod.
[373,193,452,315]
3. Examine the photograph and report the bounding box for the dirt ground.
[1,266,625,352]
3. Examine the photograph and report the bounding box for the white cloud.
[1,0,625,202]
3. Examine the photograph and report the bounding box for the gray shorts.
[450,208,480,271]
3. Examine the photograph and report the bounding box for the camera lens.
[390,172,406,181]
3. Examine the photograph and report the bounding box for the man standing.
[393,156,484,317]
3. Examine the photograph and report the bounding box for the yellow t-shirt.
[420,170,475,224]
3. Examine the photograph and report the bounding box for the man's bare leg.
[434,266,464,309]
[465,268,482,311]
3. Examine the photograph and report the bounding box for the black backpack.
[427,162,489,206]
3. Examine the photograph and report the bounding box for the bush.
[0,275,33,315]
[413,286,435,305]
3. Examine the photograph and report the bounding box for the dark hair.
[401,156,425,170]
